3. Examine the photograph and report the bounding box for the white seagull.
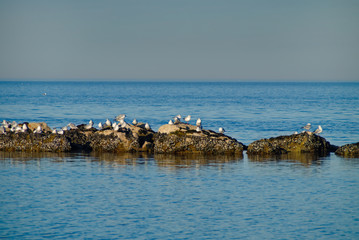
[98,122,103,130]
[196,126,202,132]
[115,114,126,122]
[219,127,225,134]
[314,125,323,135]
[145,123,151,130]
[301,123,311,130]
[168,119,174,125]
[34,125,42,134]
[196,118,202,127]
[105,119,112,127]
[184,115,191,123]
[85,120,94,130]
[132,119,138,125]
[68,123,78,130]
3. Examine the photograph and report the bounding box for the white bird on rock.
[105,119,111,127]
[22,123,28,132]
[168,119,174,125]
[114,124,120,131]
[174,117,180,124]
[132,119,138,125]
[219,127,225,134]
[314,125,322,135]
[85,120,94,130]
[302,123,311,130]
[52,128,58,134]
[145,123,151,130]
[184,115,191,123]
[34,125,42,134]
[196,118,202,127]
[196,126,202,132]
[68,123,78,130]
[98,122,103,130]
[115,114,126,122]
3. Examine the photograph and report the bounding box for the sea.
[0,81,358,239]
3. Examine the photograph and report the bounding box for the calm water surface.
[0,81,358,239]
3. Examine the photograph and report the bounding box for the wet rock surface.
[154,123,244,154]
[247,132,333,156]
[335,142,359,157]
[0,132,71,152]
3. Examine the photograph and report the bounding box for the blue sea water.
[0,81,359,239]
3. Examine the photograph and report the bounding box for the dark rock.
[0,132,71,152]
[154,123,244,154]
[247,132,332,156]
[335,142,359,157]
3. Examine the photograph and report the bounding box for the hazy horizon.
[1,0,358,82]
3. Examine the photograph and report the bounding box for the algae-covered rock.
[247,132,332,155]
[154,123,244,154]
[335,142,359,157]
[0,132,71,152]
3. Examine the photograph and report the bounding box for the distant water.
[0,81,359,239]
[0,81,358,146]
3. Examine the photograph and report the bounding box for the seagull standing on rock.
[132,119,138,125]
[314,125,323,135]
[219,127,225,134]
[68,123,78,130]
[85,120,93,130]
[115,114,126,122]
[174,117,180,124]
[145,123,151,130]
[98,122,103,130]
[184,115,191,123]
[105,119,112,128]
[196,118,202,127]
[301,123,311,130]
[168,120,174,125]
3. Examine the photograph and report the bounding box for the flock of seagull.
[298,123,323,135]
[1,116,322,136]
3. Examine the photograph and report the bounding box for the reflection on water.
[154,153,243,168]
[247,152,326,166]
[0,151,243,168]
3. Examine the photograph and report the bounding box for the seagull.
[62,126,68,131]
[120,121,128,128]
[67,123,78,130]
[301,123,311,130]
[112,122,117,128]
[22,123,28,132]
[114,124,120,131]
[0,126,6,134]
[314,125,323,135]
[174,117,180,124]
[196,126,202,132]
[196,118,202,127]
[219,127,225,134]
[34,125,42,134]
[85,120,94,130]
[132,119,138,125]
[184,115,191,123]
[58,129,64,135]
[98,122,103,130]
[42,92,47,96]
[2,120,10,128]
[115,114,126,122]
[105,119,112,127]
[168,119,174,125]
[175,114,182,120]
[145,123,151,130]
[52,128,58,134]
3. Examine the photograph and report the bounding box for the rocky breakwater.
[335,142,359,157]
[0,122,154,153]
[0,122,71,152]
[154,123,244,154]
[247,132,334,156]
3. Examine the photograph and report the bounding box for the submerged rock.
[335,142,359,157]
[154,123,244,154]
[247,132,332,156]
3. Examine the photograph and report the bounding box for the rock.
[335,142,359,157]
[28,122,52,133]
[0,132,71,152]
[154,124,244,154]
[247,132,332,155]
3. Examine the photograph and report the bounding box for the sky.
[0,0,358,81]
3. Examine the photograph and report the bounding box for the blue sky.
[0,0,358,81]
